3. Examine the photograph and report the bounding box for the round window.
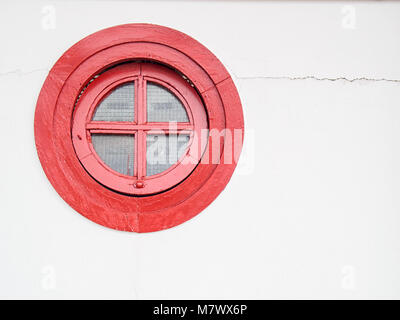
[34,24,244,232]
[72,62,208,195]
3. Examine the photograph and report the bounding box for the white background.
[1,0,400,299]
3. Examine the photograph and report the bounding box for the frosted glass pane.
[147,82,189,122]
[92,83,134,121]
[91,134,134,176]
[146,134,190,176]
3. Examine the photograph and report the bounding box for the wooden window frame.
[72,62,208,195]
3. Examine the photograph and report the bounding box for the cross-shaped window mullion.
[86,75,194,179]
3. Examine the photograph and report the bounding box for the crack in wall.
[234,75,400,84]
[0,68,49,77]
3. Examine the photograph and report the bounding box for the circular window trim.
[72,62,208,195]
[34,24,244,233]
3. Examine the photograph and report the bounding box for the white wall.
[1,0,400,299]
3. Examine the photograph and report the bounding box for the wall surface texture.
[1,0,400,299]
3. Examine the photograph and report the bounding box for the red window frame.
[34,24,244,233]
[72,62,208,195]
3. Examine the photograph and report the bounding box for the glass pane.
[92,83,134,121]
[146,134,190,176]
[147,82,189,122]
[91,134,134,176]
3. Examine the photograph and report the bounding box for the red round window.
[73,62,208,195]
[35,24,244,232]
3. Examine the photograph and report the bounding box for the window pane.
[147,82,189,122]
[91,134,134,176]
[92,83,134,121]
[146,134,190,176]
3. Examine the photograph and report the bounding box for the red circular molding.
[34,24,244,233]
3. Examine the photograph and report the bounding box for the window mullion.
[136,74,147,178]
[137,130,146,179]
[138,75,146,125]
[86,122,136,131]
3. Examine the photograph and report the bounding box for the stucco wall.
[1,0,400,299]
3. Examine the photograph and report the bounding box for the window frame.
[72,62,208,195]
[34,24,244,233]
